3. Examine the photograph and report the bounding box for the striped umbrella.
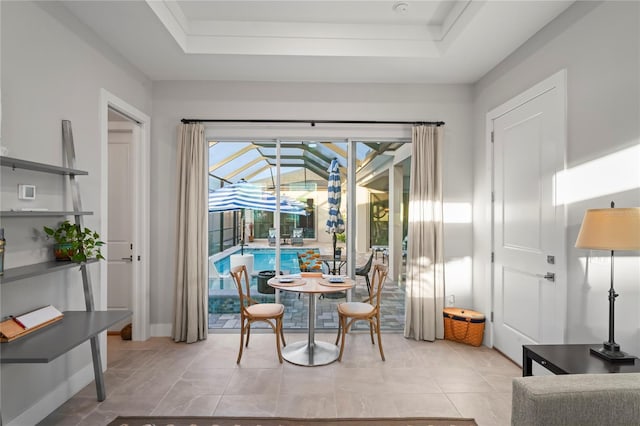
[325,159,345,261]
[208,180,306,215]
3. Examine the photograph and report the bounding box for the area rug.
[108,416,477,426]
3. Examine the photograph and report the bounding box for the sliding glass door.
[207,138,408,331]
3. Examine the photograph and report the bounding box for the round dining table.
[268,274,354,366]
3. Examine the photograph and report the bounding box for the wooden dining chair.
[335,263,388,361]
[230,265,286,364]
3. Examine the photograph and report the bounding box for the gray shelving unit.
[0,120,129,405]
[0,156,88,176]
[0,311,131,363]
[0,259,98,284]
[0,211,93,217]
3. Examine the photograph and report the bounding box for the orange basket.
[443,307,485,347]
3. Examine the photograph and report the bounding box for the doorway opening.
[206,138,410,331]
[101,89,151,342]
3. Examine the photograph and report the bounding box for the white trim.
[100,89,151,342]
[486,69,568,348]
[6,363,94,426]
[204,122,411,142]
[484,113,495,347]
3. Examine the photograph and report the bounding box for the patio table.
[268,274,354,366]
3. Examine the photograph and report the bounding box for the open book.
[0,305,64,342]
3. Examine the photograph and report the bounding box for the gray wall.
[472,1,640,350]
[151,81,475,329]
[0,2,151,424]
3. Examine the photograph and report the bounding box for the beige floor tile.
[334,367,386,393]
[275,393,337,417]
[36,396,97,426]
[378,368,443,394]
[37,334,519,426]
[335,391,403,417]
[151,393,221,416]
[225,368,283,395]
[447,392,512,426]
[427,366,495,393]
[214,394,279,417]
[90,395,160,417]
[281,365,336,394]
[391,393,462,418]
[476,365,521,393]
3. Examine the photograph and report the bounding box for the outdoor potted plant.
[335,233,346,258]
[44,220,105,262]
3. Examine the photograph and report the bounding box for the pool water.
[209,247,319,314]
[213,247,318,276]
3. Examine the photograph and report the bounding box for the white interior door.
[491,71,567,365]
[107,119,135,333]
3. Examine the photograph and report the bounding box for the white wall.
[472,1,640,350]
[151,81,474,329]
[0,2,152,424]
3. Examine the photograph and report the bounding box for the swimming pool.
[209,247,319,315]
[212,247,318,276]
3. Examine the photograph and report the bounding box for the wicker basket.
[443,307,485,347]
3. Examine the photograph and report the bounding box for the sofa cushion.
[512,373,640,425]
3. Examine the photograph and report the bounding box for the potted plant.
[43,220,105,262]
[335,233,346,258]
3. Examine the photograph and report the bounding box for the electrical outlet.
[447,295,455,307]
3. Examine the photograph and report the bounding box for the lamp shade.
[575,207,640,250]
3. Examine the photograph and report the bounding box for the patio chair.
[335,263,388,361]
[297,252,308,272]
[355,251,374,296]
[230,264,286,364]
[268,228,277,246]
[291,228,304,246]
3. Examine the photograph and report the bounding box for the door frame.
[100,89,151,341]
[486,69,568,349]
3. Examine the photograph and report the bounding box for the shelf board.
[0,311,132,363]
[0,211,93,217]
[1,259,99,284]
[1,156,88,175]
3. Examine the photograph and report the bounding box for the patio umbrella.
[209,181,307,254]
[208,180,306,215]
[325,158,345,263]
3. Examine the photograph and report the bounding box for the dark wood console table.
[523,344,640,376]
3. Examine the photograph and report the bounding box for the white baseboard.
[6,363,94,426]
[150,323,172,337]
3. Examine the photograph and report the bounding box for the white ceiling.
[62,0,574,84]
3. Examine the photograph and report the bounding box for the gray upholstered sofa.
[512,373,640,425]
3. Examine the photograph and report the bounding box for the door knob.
[121,255,133,262]
[543,272,555,282]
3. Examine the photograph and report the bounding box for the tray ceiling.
[62,0,574,83]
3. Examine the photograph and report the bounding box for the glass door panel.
[207,138,407,331]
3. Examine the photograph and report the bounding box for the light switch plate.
[18,184,36,200]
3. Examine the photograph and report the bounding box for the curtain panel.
[404,125,445,341]
[172,123,208,343]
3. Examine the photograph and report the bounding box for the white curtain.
[404,125,445,341]
[172,123,208,343]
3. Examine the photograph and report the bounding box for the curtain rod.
[180,118,444,126]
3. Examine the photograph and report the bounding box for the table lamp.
[575,202,640,362]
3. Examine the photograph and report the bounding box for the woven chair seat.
[246,303,285,318]
[337,302,374,316]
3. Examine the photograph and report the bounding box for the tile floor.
[38,333,521,426]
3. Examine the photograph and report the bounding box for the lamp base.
[590,346,637,363]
